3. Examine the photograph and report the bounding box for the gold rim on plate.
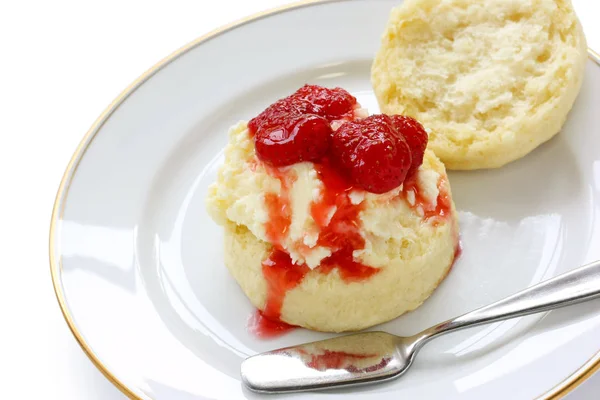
[49,1,600,399]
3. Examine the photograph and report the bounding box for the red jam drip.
[318,247,380,282]
[401,176,460,286]
[402,175,453,225]
[263,166,295,248]
[310,161,352,227]
[449,241,462,274]
[254,167,459,338]
[312,161,365,251]
[261,250,310,320]
[311,160,378,281]
[264,193,290,247]
[454,241,462,261]
[253,159,380,338]
[248,310,297,339]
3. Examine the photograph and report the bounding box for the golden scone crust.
[222,153,459,333]
[372,0,588,170]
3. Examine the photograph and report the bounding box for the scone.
[372,0,588,170]
[206,85,460,333]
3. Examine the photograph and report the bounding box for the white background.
[0,0,598,398]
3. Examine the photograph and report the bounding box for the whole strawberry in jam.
[390,115,428,178]
[247,97,320,134]
[332,115,413,194]
[249,85,428,193]
[292,85,357,120]
[249,85,357,167]
[254,114,332,167]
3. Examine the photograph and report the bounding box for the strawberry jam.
[331,115,413,194]
[402,175,453,225]
[261,249,310,321]
[256,158,380,337]
[306,350,374,371]
[263,165,295,248]
[246,85,452,338]
[248,310,297,339]
[249,85,356,167]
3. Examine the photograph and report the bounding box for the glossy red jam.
[306,350,374,371]
[261,249,310,321]
[263,165,295,248]
[248,310,297,339]
[249,85,357,167]
[402,175,453,225]
[245,85,452,338]
[331,115,413,194]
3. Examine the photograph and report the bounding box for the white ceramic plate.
[50,1,600,399]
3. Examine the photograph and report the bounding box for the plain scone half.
[372,0,588,170]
